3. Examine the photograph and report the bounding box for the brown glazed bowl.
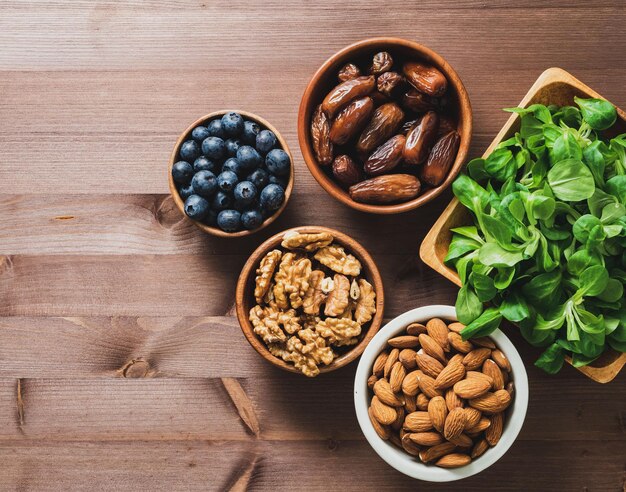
[236,226,385,375]
[298,37,472,214]
[168,110,294,238]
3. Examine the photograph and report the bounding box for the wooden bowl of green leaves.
[421,67,626,383]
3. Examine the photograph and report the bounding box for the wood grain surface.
[0,1,624,490]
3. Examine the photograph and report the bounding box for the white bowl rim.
[353,305,529,482]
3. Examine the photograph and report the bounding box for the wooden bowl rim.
[419,67,626,383]
[168,109,295,238]
[235,225,385,375]
[297,37,473,215]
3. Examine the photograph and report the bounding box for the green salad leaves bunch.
[446,97,626,373]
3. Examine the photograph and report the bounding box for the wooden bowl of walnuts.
[298,38,472,214]
[236,226,385,376]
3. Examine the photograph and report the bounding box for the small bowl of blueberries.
[169,110,294,237]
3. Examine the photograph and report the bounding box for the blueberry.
[259,183,285,211]
[217,170,239,192]
[211,191,233,211]
[256,129,277,154]
[178,183,194,200]
[225,138,241,157]
[221,112,244,137]
[193,156,216,173]
[265,148,291,176]
[207,119,225,138]
[217,209,242,232]
[237,145,262,171]
[203,208,218,226]
[184,195,210,221]
[191,170,218,197]
[268,174,288,188]
[241,209,263,230]
[234,180,257,205]
[201,136,225,160]
[247,168,269,189]
[179,140,200,161]
[242,120,260,145]
[172,161,194,184]
[222,157,244,176]
[191,126,210,142]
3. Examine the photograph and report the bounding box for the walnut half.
[324,273,350,317]
[302,270,327,315]
[254,249,282,304]
[355,278,377,325]
[269,328,334,377]
[314,245,362,276]
[315,317,362,347]
[281,231,334,252]
[249,304,301,345]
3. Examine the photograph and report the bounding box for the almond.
[492,349,512,372]
[367,374,378,390]
[434,361,466,390]
[419,442,456,463]
[373,351,388,377]
[448,332,474,353]
[391,406,405,431]
[448,432,473,449]
[485,413,504,446]
[471,438,489,458]
[466,417,491,433]
[408,432,445,447]
[416,352,444,378]
[445,388,464,411]
[401,370,421,397]
[448,353,464,366]
[466,371,494,386]
[453,378,491,399]
[371,395,397,425]
[418,373,443,399]
[428,396,448,433]
[471,336,496,349]
[435,453,471,468]
[416,393,430,411]
[463,408,482,429]
[403,411,433,432]
[443,407,467,441]
[373,378,404,407]
[482,359,505,390]
[463,348,492,370]
[368,406,391,440]
[383,348,399,378]
[418,334,446,363]
[426,318,450,351]
[388,335,420,349]
[469,389,511,414]
[406,322,427,336]
[389,361,407,393]
[447,322,465,333]
[399,348,418,370]
[404,394,417,413]
[401,433,422,456]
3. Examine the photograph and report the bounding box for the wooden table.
[0,1,624,490]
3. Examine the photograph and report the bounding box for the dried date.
[437,114,457,137]
[377,72,405,98]
[329,97,374,145]
[322,76,376,118]
[310,104,334,166]
[420,131,460,186]
[332,155,363,187]
[364,134,406,176]
[369,51,393,75]
[338,63,361,82]
[403,111,439,165]
[402,88,442,113]
[402,62,447,97]
[356,102,404,156]
[349,174,421,204]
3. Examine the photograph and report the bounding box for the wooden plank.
[0,372,622,442]
[0,68,624,194]
[0,192,454,255]
[0,439,623,491]
[0,2,624,72]
[0,255,457,316]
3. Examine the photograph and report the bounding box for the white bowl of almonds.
[354,305,528,481]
